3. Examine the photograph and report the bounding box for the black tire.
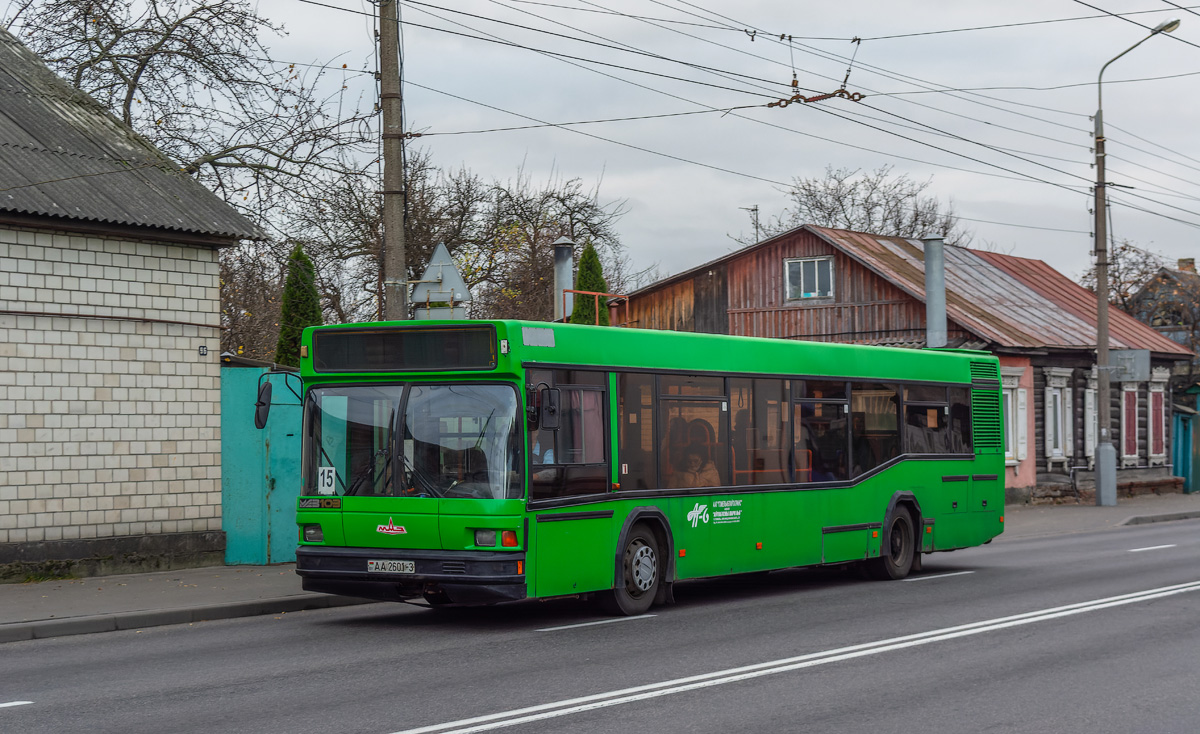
[867,507,915,580]
[601,523,660,616]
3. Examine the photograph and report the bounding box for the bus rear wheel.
[867,507,915,580]
[601,523,660,616]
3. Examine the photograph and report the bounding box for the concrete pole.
[1088,22,1179,506]
[380,0,408,321]
[923,237,947,349]
[1094,106,1117,506]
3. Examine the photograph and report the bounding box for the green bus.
[263,319,1004,615]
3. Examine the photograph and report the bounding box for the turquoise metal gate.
[221,361,303,564]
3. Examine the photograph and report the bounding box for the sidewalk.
[3,492,1200,643]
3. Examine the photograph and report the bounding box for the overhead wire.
[289,0,1200,230]
[1072,0,1200,52]
[394,0,1080,185]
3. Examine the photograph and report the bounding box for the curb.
[0,593,377,644]
[1120,510,1200,527]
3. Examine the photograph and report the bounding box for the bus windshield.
[304,383,523,500]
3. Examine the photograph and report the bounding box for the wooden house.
[612,225,1193,502]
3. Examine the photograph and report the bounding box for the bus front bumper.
[295,546,527,605]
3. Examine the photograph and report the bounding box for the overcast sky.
[259,0,1198,285]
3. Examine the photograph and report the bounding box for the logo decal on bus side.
[299,498,342,509]
[687,503,710,528]
[376,518,407,535]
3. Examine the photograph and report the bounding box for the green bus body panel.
[533,514,617,597]
[340,497,441,549]
[293,319,1005,603]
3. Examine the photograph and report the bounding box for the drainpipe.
[923,237,947,348]
[552,238,575,322]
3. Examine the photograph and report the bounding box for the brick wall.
[0,225,222,555]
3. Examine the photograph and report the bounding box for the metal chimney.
[552,237,575,321]
[923,237,947,348]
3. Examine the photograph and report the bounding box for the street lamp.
[1093,17,1180,507]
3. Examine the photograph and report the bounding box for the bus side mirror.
[539,387,560,430]
[254,380,273,429]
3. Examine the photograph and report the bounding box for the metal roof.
[0,29,262,242]
[807,227,1191,358]
[624,224,1193,359]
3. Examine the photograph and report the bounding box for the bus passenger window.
[949,387,973,454]
[659,404,727,489]
[850,383,900,476]
[618,373,657,490]
[793,401,848,482]
[730,378,788,486]
[529,374,610,500]
[904,404,950,455]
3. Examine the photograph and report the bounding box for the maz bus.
[256,320,1004,615]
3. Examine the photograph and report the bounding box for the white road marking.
[0,702,33,708]
[1129,544,1177,553]
[904,571,975,582]
[536,615,656,632]
[389,579,1200,734]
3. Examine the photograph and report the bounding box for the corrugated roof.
[625,223,1193,359]
[807,226,1192,358]
[0,29,262,242]
[975,250,1190,356]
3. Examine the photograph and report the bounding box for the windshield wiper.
[344,447,390,496]
[399,450,443,498]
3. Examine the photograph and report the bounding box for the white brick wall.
[0,226,222,543]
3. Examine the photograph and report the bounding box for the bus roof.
[302,320,996,385]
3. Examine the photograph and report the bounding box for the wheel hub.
[629,544,656,592]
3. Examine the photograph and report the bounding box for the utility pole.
[1091,18,1179,506]
[380,0,408,320]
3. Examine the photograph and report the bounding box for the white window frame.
[1121,383,1139,467]
[1000,368,1027,466]
[784,256,834,301]
[1149,366,1169,466]
[1043,368,1073,469]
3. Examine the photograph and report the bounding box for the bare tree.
[6,0,375,230]
[281,152,636,324]
[467,169,628,320]
[220,243,283,360]
[1078,239,1168,314]
[742,165,971,245]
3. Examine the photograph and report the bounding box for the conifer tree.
[569,243,610,326]
[275,244,323,366]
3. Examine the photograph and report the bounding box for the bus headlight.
[474,529,497,547]
[303,524,324,542]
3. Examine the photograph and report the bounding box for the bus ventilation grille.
[971,389,1003,454]
[969,361,1000,384]
[441,561,468,575]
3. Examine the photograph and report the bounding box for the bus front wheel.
[602,523,660,616]
[867,507,914,580]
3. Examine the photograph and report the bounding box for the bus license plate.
[367,560,415,573]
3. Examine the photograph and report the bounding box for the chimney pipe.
[1178,258,1195,273]
[923,237,947,348]
[553,238,575,321]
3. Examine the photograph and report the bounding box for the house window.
[1000,368,1026,465]
[1048,389,1065,457]
[785,257,833,300]
[1149,366,1169,466]
[1042,367,1073,468]
[1121,384,1139,467]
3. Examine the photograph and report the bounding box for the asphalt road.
[3,520,1199,734]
